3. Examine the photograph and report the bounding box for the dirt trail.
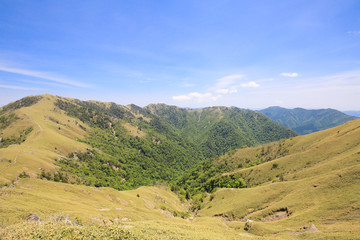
[0,145,20,174]
[0,111,43,174]
[24,112,43,133]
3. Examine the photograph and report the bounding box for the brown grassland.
[0,95,359,239]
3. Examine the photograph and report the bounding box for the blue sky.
[0,0,359,110]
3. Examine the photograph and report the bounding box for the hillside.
[0,94,295,189]
[177,118,360,238]
[259,106,357,135]
[0,95,203,189]
[146,104,297,157]
[0,115,359,239]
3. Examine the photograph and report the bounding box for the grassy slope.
[0,95,296,186]
[0,178,259,240]
[0,96,359,239]
[197,119,360,238]
[0,94,89,184]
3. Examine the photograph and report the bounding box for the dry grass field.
[0,95,359,239]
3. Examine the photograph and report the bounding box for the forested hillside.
[145,104,297,157]
[0,95,296,190]
[259,106,357,134]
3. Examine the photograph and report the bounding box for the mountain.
[0,94,296,189]
[343,110,360,117]
[145,104,297,158]
[177,118,360,237]
[259,106,358,135]
[1,98,359,239]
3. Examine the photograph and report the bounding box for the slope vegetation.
[178,119,360,238]
[0,95,89,184]
[0,95,295,189]
[1,95,359,239]
[1,120,359,239]
[146,104,297,157]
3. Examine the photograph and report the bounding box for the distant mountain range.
[259,106,358,135]
[343,111,360,118]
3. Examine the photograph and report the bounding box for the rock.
[308,224,321,233]
[26,213,41,222]
[244,220,254,231]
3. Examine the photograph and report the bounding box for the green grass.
[0,221,136,240]
[0,95,359,239]
[0,94,89,184]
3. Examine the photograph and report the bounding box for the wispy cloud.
[172,92,221,102]
[0,65,90,88]
[0,84,42,91]
[280,72,299,77]
[19,79,71,88]
[215,88,238,94]
[212,74,245,95]
[241,81,260,87]
[215,74,245,88]
[347,30,360,36]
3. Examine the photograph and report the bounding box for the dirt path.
[24,112,43,133]
[0,145,20,174]
[0,112,43,174]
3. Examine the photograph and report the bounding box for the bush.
[272,162,279,169]
[18,171,30,178]
[209,194,215,201]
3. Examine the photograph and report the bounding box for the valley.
[0,94,359,239]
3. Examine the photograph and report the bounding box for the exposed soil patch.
[262,208,290,222]
[96,208,110,211]
[286,224,321,235]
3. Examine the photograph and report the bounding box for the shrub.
[272,162,279,169]
[209,194,215,201]
[18,171,30,178]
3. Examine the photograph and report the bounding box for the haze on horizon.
[0,0,359,111]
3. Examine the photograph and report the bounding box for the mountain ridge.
[0,94,296,187]
[259,106,357,134]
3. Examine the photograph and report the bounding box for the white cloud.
[211,74,245,95]
[240,81,260,88]
[347,30,360,35]
[215,74,245,88]
[173,92,220,102]
[0,84,42,91]
[215,88,238,94]
[0,65,90,88]
[173,74,261,104]
[280,72,299,77]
